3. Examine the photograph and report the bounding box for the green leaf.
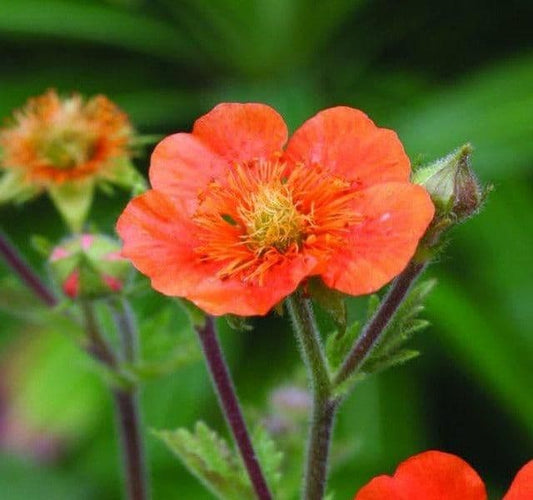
[251,426,283,495]
[308,277,347,334]
[326,320,361,372]
[154,422,255,500]
[358,279,435,378]
[48,178,95,232]
[360,349,420,376]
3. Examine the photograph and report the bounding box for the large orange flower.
[117,103,434,316]
[354,450,533,499]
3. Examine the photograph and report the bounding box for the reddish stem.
[0,229,57,307]
[195,316,272,500]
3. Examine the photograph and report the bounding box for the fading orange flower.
[354,450,533,500]
[0,90,143,231]
[117,103,434,316]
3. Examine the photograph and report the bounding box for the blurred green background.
[0,0,532,498]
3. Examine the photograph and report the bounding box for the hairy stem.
[0,229,57,306]
[195,316,272,500]
[334,261,426,387]
[286,291,336,500]
[112,388,149,500]
[84,300,149,500]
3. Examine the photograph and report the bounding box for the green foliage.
[251,426,284,496]
[325,321,360,373]
[154,422,255,500]
[155,422,284,500]
[308,277,347,335]
[359,279,436,377]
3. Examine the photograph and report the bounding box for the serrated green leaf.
[356,279,434,378]
[361,349,420,376]
[154,422,255,500]
[308,277,347,334]
[251,426,283,495]
[326,321,361,372]
[373,279,435,355]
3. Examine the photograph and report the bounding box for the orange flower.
[117,103,434,316]
[0,90,143,231]
[1,89,131,184]
[354,450,533,500]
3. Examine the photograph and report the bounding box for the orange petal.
[504,460,533,500]
[354,451,487,500]
[149,133,228,214]
[116,190,316,316]
[284,107,410,187]
[322,183,434,295]
[192,103,288,163]
[185,252,318,316]
[116,190,202,293]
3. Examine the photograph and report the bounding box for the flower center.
[193,160,360,283]
[240,181,307,253]
[40,128,95,169]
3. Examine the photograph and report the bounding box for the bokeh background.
[0,0,532,498]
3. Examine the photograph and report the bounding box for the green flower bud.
[49,234,130,299]
[413,144,482,221]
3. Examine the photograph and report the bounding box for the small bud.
[413,144,482,221]
[48,234,130,299]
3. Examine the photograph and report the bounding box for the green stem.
[286,291,337,500]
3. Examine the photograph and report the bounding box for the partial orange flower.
[354,450,533,500]
[117,103,434,316]
[0,90,144,230]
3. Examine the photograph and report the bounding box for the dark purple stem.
[83,301,149,500]
[195,316,272,500]
[0,229,57,307]
[334,261,426,386]
[113,388,149,500]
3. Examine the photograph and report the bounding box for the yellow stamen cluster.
[240,180,307,253]
[193,159,361,283]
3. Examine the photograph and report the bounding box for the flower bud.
[413,144,482,221]
[49,234,130,299]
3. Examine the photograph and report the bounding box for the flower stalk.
[83,299,149,500]
[194,316,272,500]
[0,229,57,307]
[286,291,337,500]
